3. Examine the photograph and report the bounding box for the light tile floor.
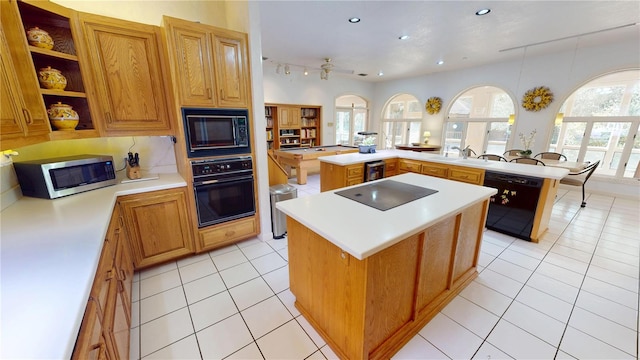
[130,174,640,359]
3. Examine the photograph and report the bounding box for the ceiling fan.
[319,58,354,80]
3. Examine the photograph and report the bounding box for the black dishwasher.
[483,171,543,241]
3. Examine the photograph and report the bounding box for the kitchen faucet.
[451,145,471,159]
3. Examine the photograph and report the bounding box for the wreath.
[522,86,553,112]
[425,97,442,115]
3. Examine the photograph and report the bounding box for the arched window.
[335,95,369,146]
[444,86,514,157]
[380,94,422,149]
[550,70,640,179]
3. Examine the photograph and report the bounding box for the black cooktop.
[335,180,438,211]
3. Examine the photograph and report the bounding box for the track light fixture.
[284,64,291,75]
[276,64,282,74]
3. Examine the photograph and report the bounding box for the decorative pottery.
[26,27,54,50]
[38,66,67,90]
[47,102,79,131]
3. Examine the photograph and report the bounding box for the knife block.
[126,163,141,180]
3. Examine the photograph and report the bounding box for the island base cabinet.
[287,200,487,360]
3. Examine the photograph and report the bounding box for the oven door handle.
[193,175,253,187]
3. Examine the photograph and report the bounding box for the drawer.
[347,165,363,178]
[384,159,397,171]
[448,167,484,185]
[346,178,363,186]
[420,163,448,178]
[200,216,257,249]
[398,160,421,173]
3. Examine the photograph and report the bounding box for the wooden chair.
[560,160,600,207]
[503,149,524,156]
[510,157,545,166]
[535,152,567,161]
[477,154,508,162]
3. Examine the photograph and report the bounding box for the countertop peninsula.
[0,173,187,359]
[319,149,570,180]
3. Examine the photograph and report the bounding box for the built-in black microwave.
[182,107,250,158]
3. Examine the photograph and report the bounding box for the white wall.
[262,70,375,144]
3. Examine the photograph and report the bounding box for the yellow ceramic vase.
[38,66,67,90]
[26,27,54,50]
[47,102,79,131]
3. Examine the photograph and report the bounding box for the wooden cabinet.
[384,159,398,177]
[448,165,484,185]
[118,187,194,269]
[163,16,249,108]
[73,205,132,360]
[77,13,173,135]
[212,30,248,108]
[0,26,29,141]
[398,159,422,174]
[198,216,257,252]
[266,103,321,150]
[278,106,300,129]
[1,0,101,150]
[320,162,364,191]
[420,161,448,179]
[287,199,487,359]
[401,160,486,186]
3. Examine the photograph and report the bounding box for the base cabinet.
[287,200,487,359]
[198,216,257,252]
[73,205,132,360]
[118,187,194,269]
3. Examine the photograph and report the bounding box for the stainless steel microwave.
[182,107,251,158]
[13,154,117,199]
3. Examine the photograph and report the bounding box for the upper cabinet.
[1,0,99,149]
[163,16,249,108]
[76,13,174,136]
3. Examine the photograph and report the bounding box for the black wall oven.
[182,107,250,158]
[192,156,255,228]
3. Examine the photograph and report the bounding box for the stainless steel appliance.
[483,171,543,241]
[182,107,250,158]
[13,154,116,199]
[191,156,255,227]
[364,160,385,182]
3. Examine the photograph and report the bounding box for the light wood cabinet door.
[278,107,300,128]
[72,300,110,360]
[163,16,215,107]
[118,187,194,269]
[0,27,27,139]
[78,13,173,135]
[0,1,52,149]
[212,30,248,108]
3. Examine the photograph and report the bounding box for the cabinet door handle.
[22,108,33,125]
[105,112,112,124]
[119,269,127,281]
[207,87,212,99]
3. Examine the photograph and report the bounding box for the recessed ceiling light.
[377,71,384,76]
[348,17,361,23]
[475,8,491,16]
[437,60,444,65]
[399,35,409,40]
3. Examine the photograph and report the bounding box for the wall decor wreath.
[522,86,553,112]
[425,97,442,115]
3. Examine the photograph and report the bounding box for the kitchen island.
[319,150,569,242]
[276,173,496,359]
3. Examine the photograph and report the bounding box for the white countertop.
[319,149,570,180]
[0,173,187,359]
[277,172,497,260]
